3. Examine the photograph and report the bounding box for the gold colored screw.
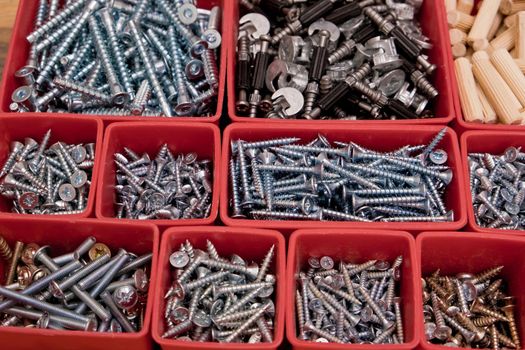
[490,324,500,350]
[471,266,503,284]
[0,235,13,261]
[502,305,520,348]
[6,241,24,285]
[472,316,499,327]
[471,299,509,322]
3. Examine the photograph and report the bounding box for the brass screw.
[0,236,13,261]
[88,243,111,261]
[6,241,24,285]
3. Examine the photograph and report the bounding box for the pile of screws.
[469,147,525,230]
[12,0,221,117]
[229,128,454,222]
[423,267,520,348]
[162,240,276,343]
[0,236,152,333]
[235,0,438,120]
[0,129,95,215]
[114,145,212,220]
[296,255,404,344]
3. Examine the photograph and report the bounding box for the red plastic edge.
[95,121,221,227]
[220,123,468,233]
[0,114,103,219]
[417,231,525,350]
[460,130,525,236]
[286,229,421,350]
[0,0,228,124]
[226,0,455,125]
[0,217,160,350]
[152,226,286,350]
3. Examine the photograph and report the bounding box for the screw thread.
[328,39,356,65]
[53,77,111,104]
[201,49,219,90]
[182,271,228,291]
[101,9,134,96]
[0,236,13,261]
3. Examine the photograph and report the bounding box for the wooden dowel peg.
[517,12,525,60]
[472,51,524,125]
[452,42,467,58]
[445,0,456,12]
[476,84,498,123]
[448,11,475,31]
[457,0,474,14]
[450,28,467,45]
[488,12,503,40]
[468,0,502,45]
[514,58,525,72]
[490,48,525,106]
[489,25,516,51]
[504,13,518,27]
[500,0,525,15]
[455,57,484,123]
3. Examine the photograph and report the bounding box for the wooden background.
[0,0,19,77]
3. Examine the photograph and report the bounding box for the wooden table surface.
[0,0,19,78]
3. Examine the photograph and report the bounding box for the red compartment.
[152,226,286,350]
[461,130,525,235]
[0,0,228,124]
[445,1,525,132]
[0,217,159,350]
[0,115,103,218]
[286,229,420,350]
[417,231,525,350]
[220,123,467,234]
[96,122,220,227]
[227,0,454,125]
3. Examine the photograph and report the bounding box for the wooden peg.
[472,51,524,125]
[500,0,525,15]
[468,0,502,46]
[517,12,525,60]
[490,48,525,106]
[488,12,503,40]
[489,24,516,51]
[445,0,456,12]
[504,13,518,27]
[457,0,474,14]
[448,10,475,31]
[476,84,498,123]
[452,42,468,58]
[514,58,525,72]
[455,58,484,123]
[450,28,467,45]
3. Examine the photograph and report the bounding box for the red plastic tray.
[227,0,454,125]
[0,0,228,124]
[0,115,103,218]
[0,217,160,350]
[96,122,221,227]
[286,229,420,350]
[220,123,467,234]
[445,1,525,132]
[460,130,525,235]
[417,231,525,350]
[152,226,286,350]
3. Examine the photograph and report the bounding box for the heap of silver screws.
[0,236,152,333]
[296,255,404,344]
[236,0,438,120]
[12,0,221,117]
[162,240,276,343]
[469,147,525,230]
[114,145,212,220]
[0,129,95,215]
[422,267,520,348]
[229,128,454,222]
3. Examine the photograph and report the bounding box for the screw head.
[113,285,139,310]
[88,243,111,261]
[19,192,39,210]
[133,269,149,292]
[191,308,212,327]
[170,251,190,268]
[58,183,76,202]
